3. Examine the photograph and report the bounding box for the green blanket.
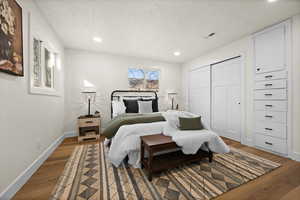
[102,113,166,139]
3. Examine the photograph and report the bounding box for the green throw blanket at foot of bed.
[102,113,165,139]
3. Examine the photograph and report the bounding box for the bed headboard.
[111,90,158,118]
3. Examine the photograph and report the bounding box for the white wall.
[64,49,181,133]
[182,14,300,158]
[0,0,64,196]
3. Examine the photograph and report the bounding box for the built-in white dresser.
[253,21,290,155]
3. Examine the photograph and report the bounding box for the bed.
[104,90,230,168]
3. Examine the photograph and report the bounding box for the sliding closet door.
[189,66,210,129]
[211,57,242,141]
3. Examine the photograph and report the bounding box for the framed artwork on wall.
[128,68,160,90]
[0,0,23,76]
[29,14,60,96]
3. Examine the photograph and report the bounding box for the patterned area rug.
[50,143,280,200]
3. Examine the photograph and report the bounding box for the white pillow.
[112,101,126,117]
[162,110,199,129]
[138,101,153,113]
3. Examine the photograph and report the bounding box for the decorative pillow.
[179,117,203,130]
[138,101,153,113]
[123,99,139,113]
[112,101,126,118]
[162,110,198,129]
[141,98,159,112]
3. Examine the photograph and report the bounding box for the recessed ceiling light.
[93,37,102,43]
[268,0,278,3]
[174,51,181,56]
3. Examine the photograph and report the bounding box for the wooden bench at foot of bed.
[140,133,213,181]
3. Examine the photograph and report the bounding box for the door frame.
[210,55,246,143]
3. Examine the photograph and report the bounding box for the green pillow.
[179,117,203,130]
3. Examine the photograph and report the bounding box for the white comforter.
[108,121,230,168]
[108,122,166,168]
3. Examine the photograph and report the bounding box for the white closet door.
[212,57,242,141]
[254,25,286,73]
[188,66,210,129]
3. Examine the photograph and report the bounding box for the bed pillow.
[112,101,126,117]
[162,110,199,129]
[141,98,159,112]
[179,117,203,130]
[138,101,153,113]
[123,99,139,113]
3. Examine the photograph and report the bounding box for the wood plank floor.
[13,137,300,200]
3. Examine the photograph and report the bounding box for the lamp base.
[84,114,94,118]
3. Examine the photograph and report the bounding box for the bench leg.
[209,152,213,163]
[148,172,152,181]
[141,141,144,169]
[148,149,153,181]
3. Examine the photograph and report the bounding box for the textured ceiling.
[35,0,300,63]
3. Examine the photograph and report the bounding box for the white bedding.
[108,121,230,168]
[108,121,166,168]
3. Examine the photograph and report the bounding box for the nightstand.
[77,115,101,143]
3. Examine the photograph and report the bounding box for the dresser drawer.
[255,121,287,139]
[254,89,287,100]
[255,70,287,81]
[255,111,286,123]
[78,118,100,127]
[255,79,286,90]
[255,134,287,154]
[254,101,287,111]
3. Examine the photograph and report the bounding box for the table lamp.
[167,90,178,110]
[81,88,96,117]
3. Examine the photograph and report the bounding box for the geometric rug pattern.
[50,143,280,200]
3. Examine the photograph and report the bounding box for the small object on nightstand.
[77,115,101,143]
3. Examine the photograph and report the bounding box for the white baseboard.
[64,131,77,138]
[291,152,300,162]
[241,137,253,147]
[0,134,65,200]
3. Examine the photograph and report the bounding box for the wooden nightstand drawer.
[77,115,101,143]
[78,118,100,127]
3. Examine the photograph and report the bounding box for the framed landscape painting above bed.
[128,68,160,90]
[0,0,23,76]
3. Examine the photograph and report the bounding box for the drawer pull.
[265,104,273,107]
[264,115,273,118]
[264,93,273,96]
[85,121,94,123]
[265,75,273,78]
[265,142,273,145]
[265,128,273,131]
[264,84,273,87]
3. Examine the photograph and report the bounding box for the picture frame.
[128,68,160,90]
[28,13,61,96]
[0,0,24,76]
